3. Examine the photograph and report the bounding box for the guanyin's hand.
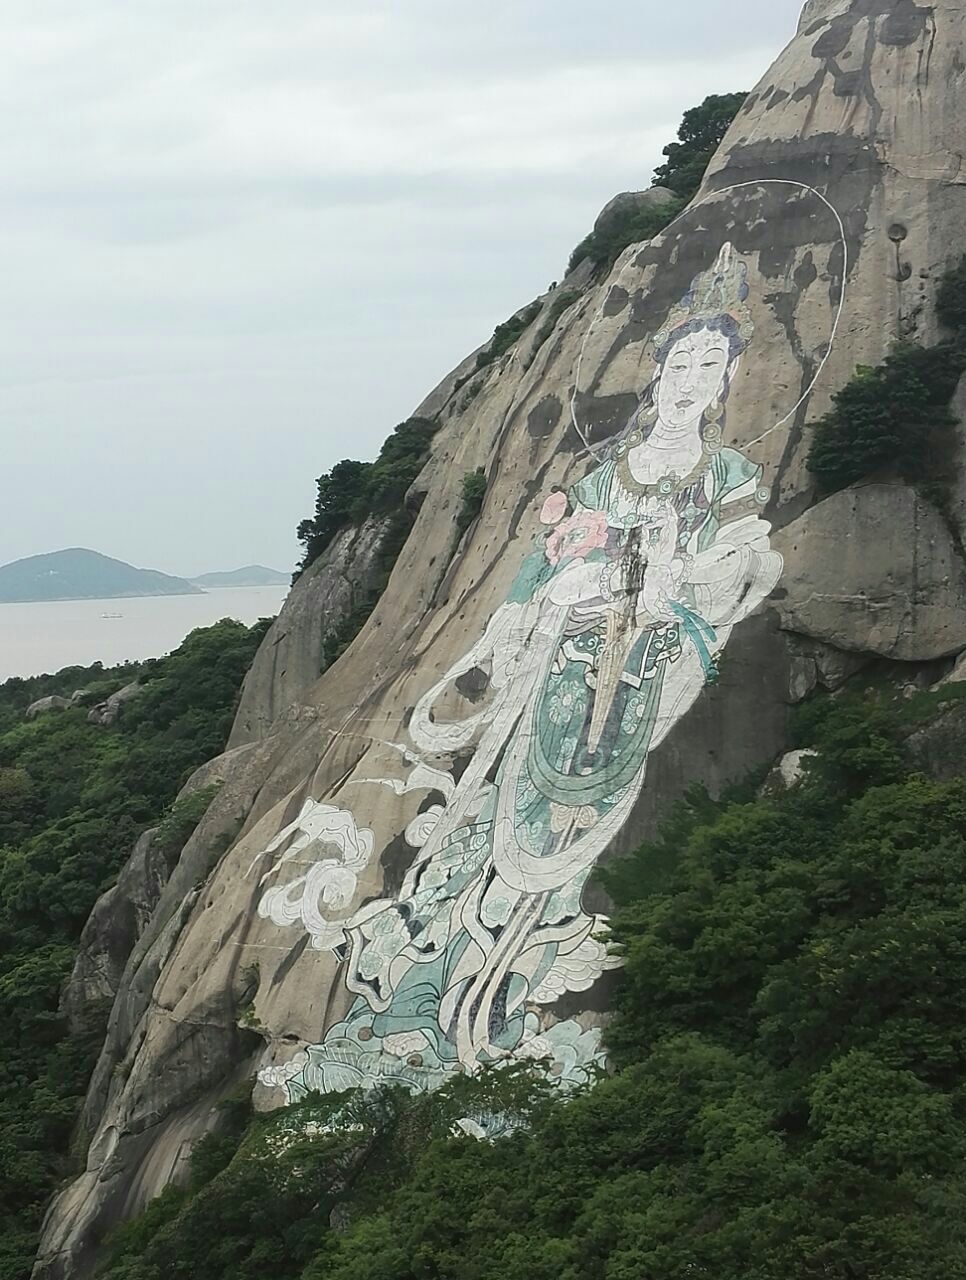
[646,502,679,567]
[636,563,677,624]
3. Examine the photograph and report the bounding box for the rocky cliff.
[227,518,392,750]
[35,1,966,1274]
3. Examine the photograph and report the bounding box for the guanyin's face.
[656,326,732,431]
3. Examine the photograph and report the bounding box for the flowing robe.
[277,444,782,1099]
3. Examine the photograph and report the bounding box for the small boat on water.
[101,612,123,620]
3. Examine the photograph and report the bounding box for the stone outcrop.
[760,747,819,793]
[906,699,966,779]
[774,484,966,660]
[936,650,966,687]
[592,186,678,238]
[228,517,390,749]
[60,751,251,1041]
[34,3,966,1276]
[61,827,166,1036]
[87,682,141,727]
[25,695,71,719]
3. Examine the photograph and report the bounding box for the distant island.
[190,565,288,588]
[0,548,202,604]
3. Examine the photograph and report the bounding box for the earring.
[705,396,724,424]
[636,402,658,431]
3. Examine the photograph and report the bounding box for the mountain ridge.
[0,548,201,603]
[189,565,288,588]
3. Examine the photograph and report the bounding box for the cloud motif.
[405,804,446,849]
[531,932,620,1003]
[258,1053,309,1091]
[255,800,375,950]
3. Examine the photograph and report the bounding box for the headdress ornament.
[652,242,754,352]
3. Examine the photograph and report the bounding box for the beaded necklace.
[613,421,723,500]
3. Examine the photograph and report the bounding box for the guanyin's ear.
[723,354,742,395]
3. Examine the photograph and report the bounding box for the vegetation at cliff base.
[0,619,269,1280]
[95,680,966,1280]
[807,258,966,499]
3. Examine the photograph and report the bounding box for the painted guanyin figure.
[257,243,783,1101]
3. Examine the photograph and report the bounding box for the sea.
[0,586,289,681]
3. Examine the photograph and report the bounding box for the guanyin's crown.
[653,242,754,350]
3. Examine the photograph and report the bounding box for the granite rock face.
[34,3,966,1276]
[774,484,966,660]
[228,517,390,749]
[906,699,966,779]
[60,827,166,1037]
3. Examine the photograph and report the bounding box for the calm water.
[0,586,289,680]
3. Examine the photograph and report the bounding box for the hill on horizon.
[190,565,288,588]
[0,548,202,603]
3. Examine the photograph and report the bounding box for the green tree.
[295,419,439,576]
[806,341,966,494]
[567,92,746,273]
[653,91,749,200]
[92,683,966,1280]
[807,257,966,498]
[455,468,487,538]
[0,619,268,1280]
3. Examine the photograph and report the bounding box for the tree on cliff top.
[568,92,747,273]
[653,91,748,200]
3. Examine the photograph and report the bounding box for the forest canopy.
[92,679,966,1280]
[0,619,270,1280]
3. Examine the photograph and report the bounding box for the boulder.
[25,695,70,719]
[906,701,966,781]
[760,748,819,794]
[785,635,870,703]
[774,485,966,662]
[936,651,966,688]
[60,828,166,1037]
[592,186,678,237]
[228,516,390,749]
[87,681,141,727]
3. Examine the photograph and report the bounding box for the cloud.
[0,0,804,574]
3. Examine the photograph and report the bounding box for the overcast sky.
[1,0,804,577]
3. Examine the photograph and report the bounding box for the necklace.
[613,424,721,499]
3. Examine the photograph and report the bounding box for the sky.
[0,0,805,578]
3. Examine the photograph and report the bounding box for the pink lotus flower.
[545,509,609,565]
[540,491,568,526]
